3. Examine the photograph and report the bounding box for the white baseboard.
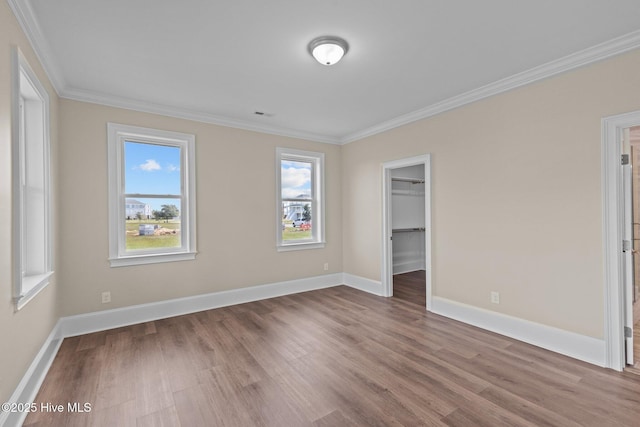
[59,273,343,338]
[4,273,609,427]
[0,322,63,427]
[430,296,606,367]
[393,261,425,275]
[3,273,345,427]
[342,273,385,296]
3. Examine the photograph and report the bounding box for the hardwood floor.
[393,270,426,307]
[632,297,640,370]
[25,286,640,426]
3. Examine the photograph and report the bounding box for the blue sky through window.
[281,160,311,199]
[125,141,181,211]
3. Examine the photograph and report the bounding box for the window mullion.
[125,194,181,199]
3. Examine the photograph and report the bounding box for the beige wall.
[343,48,640,339]
[58,100,343,316]
[0,1,60,403]
[4,0,640,403]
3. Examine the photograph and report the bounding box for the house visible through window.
[11,47,53,310]
[107,123,197,266]
[276,148,325,250]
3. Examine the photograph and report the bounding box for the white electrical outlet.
[324,262,329,271]
[101,291,111,304]
[490,291,500,304]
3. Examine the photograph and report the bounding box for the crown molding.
[7,0,66,95]
[341,29,640,144]
[61,87,342,145]
[8,0,338,144]
[9,0,640,146]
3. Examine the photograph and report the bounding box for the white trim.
[431,297,606,367]
[381,155,432,310]
[61,28,640,147]
[276,242,326,252]
[342,30,640,144]
[58,273,343,338]
[6,0,65,95]
[393,262,425,276]
[0,322,63,427]
[64,87,343,145]
[107,123,197,267]
[382,167,393,296]
[15,271,54,311]
[11,46,53,311]
[9,0,640,146]
[108,252,197,268]
[602,110,640,371]
[342,273,385,296]
[276,148,325,251]
[2,274,342,426]
[2,271,619,426]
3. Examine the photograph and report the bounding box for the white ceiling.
[11,0,640,144]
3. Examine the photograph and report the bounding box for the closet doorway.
[624,125,640,369]
[382,155,432,309]
[603,109,640,370]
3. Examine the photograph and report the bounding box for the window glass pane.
[282,202,312,241]
[125,197,182,251]
[276,148,323,250]
[125,141,181,195]
[281,160,311,200]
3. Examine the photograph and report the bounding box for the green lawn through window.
[126,220,181,250]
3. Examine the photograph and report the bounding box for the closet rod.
[392,227,426,233]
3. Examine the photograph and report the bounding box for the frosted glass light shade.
[308,36,349,66]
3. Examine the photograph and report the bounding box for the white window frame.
[276,147,325,251]
[11,47,53,310]
[107,123,197,267]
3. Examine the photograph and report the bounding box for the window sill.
[277,242,326,252]
[15,271,54,311]
[109,251,197,267]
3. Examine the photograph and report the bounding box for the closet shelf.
[392,177,425,184]
[392,227,426,233]
[392,189,424,196]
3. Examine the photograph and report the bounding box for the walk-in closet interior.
[391,165,426,306]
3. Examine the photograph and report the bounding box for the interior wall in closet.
[391,165,425,274]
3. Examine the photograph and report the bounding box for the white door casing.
[622,149,634,364]
[381,154,432,309]
[602,109,640,370]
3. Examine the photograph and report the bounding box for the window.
[276,148,325,250]
[107,123,196,266]
[11,48,53,310]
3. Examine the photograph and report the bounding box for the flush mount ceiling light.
[308,36,349,66]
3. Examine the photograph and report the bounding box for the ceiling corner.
[7,0,67,95]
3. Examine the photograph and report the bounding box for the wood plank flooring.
[25,285,640,426]
[631,297,640,371]
[393,270,426,307]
